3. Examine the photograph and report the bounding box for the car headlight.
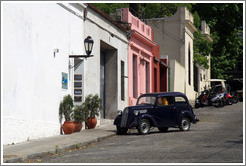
[117,110,122,115]
[133,110,139,116]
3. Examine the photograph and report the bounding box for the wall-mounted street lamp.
[69,36,94,59]
[69,36,94,69]
[84,36,94,56]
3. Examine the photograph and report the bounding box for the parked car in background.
[114,92,199,135]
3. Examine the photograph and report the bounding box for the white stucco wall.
[198,65,211,92]
[82,7,128,121]
[2,3,84,144]
[184,33,196,102]
[170,59,185,93]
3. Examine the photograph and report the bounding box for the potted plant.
[59,94,75,134]
[82,94,102,129]
[73,105,87,132]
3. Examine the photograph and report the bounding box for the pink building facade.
[121,8,168,106]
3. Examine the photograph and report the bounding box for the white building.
[76,4,129,119]
[146,7,212,105]
[2,2,86,145]
[2,3,128,145]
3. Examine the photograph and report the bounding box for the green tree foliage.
[192,3,243,79]
[193,11,213,69]
[139,3,193,19]
[93,3,129,15]
[93,3,192,18]
[193,32,213,69]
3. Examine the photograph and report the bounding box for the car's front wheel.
[137,119,150,135]
[179,117,191,131]
[116,126,128,135]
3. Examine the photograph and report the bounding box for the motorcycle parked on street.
[195,90,209,108]
[211,92,226,107]
[195,84,227,108]
[225,84,238,104]
[224,92,233,105]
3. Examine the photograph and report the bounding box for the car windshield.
[137,96,156,106]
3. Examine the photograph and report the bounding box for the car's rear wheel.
[158,127,169,132]
[116,126,128,135]
[138,119,150,135]
[179,117,191,131]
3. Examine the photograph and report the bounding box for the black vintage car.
[114,92,198,135]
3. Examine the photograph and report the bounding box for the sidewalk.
[3,119,116,163]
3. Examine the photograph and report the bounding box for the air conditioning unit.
[110,9,122,22]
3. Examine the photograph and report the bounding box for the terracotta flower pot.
[74,121,83,132]
[63,121,75,134]
[86,117,97,129]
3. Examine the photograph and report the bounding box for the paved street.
[25,102,243,163]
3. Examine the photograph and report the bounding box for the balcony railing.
[123,8,152,41]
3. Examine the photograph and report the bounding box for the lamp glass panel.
[88,43,93,52]
[84,42,89,52]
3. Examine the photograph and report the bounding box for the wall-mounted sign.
[74,74,82,102]
[74,96,82,102]
[62,72,68,89]
[74,82,82,87]
[74,74,82,80]
[74,89,82,95]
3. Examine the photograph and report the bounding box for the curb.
[4,133,116,163]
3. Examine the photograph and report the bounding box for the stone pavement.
[2,119,116,163]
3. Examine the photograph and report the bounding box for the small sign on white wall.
[62,72,68,89]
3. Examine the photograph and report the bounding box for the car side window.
[157,96,174,106]
[174,96,187,104]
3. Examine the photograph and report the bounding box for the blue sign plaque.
[62,72,68,89]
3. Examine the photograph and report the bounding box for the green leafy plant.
[73,105,87,122]
[59,94,74,122]
[82,94,102,118]
[55,145,60,154]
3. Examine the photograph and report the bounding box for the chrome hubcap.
[182,120,189,130]
[141,123,148,133]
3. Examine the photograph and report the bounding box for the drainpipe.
[127,30,132,40]
[77,3,88,21]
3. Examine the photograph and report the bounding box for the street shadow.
[104,129,117,132]
[122,128,182,136]
[226,139,243,145]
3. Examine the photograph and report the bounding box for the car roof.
[140,92,187,97]
[203,79,226,82]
